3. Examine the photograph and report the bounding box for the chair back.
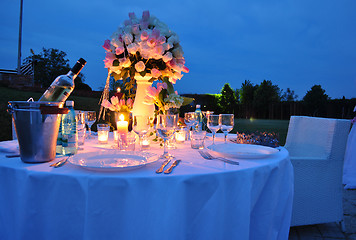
[285,116,350,160]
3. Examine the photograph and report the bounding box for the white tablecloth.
[343,123,356,189]
[0,135,293,240]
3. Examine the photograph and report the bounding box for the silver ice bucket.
[8,101,68,163]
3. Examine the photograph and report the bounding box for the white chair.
[284,116,351,227]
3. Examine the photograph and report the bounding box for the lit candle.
[175,130,186,143]
[97,124,110,144]
[141,138,150,149]
[117,114,128,134]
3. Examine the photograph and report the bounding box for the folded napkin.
[0,140,19,154]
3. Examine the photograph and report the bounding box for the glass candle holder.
[140,134,150,150]
[175,127,186,144]
[97,124,110,144]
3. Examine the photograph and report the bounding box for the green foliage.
[253,80,281,119]
[281,88,298,102]
[303,85,329,116]
[24,48,88,89]
[240,80,257,105]
[218,83,236,113]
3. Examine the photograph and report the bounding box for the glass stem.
[163,139,168,156]
[224,133,227,143]
[212,131,216,145]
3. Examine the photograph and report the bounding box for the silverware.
[50,155,71,168]
[5,154,20,158]
[164,160,181,174]
[156,158,171,173]
[198,150,239,165]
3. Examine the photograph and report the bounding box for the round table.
[0,136,293,240]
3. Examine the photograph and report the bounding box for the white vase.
[132,76,155,117]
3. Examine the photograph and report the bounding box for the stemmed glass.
[207,114,221,145]
[132,115,152,151]
[85,111,96,139]
[184,112,198,130]
[219,114,234,143]
[156,114,178,159]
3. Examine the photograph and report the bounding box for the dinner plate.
[207,143,279,159]
[68,150,158,171]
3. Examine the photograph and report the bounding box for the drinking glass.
[132,115,152,151]
[85,111,96,139]
[184,112,198,131]
[219,114,234,143]
[207,114,221,145]
[156,114,178,159]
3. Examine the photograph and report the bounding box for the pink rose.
[119,58,131,68]
[135,61,146,72]
[115,47,125,55]
[152,29,160,39]
[142,10,150,21]
[128,12,136,19]
[151,68,161,78]
[182,66,189,73]
[147,37,156,48]
[162,52,173,62]
[157,36,166,44]
[140,20,149,30]
[103,39,111,52]
[132,24,140,35]
[141,31,149,41]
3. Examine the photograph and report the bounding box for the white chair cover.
[285,116,351,227]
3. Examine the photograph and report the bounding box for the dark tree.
[253,80,281,118]
[303,85,329,116]
[218,83,236,113]
[240,80,257,105]
[24,48,89,90]
[281,88,298,102]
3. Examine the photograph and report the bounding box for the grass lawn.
[232,118,289,145]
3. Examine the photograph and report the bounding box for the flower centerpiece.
[100,10,191,118]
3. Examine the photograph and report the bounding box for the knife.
[155,159,171,174]
[164,160,181,174]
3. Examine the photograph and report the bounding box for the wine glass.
[219,114,234,143]
[85,111,96,139]
[156,114,178,159]
[207,114,221,145]
[184,112,198,130]
[132,115,152,151]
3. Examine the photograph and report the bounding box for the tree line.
[181,81,355,120]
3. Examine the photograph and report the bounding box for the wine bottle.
[39,58,87,102]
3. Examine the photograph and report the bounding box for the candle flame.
[117,87,121,93]
[119,114,125,121]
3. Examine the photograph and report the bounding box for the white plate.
[207,143,279,159]
[68,150,158,171]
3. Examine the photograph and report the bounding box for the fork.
[198,150,239,165]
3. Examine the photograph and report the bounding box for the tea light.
[175,129,186,143]
[141,137,150,150]
[97,124,110,144]
[117,114,128,134]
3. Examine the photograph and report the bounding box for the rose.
[135,61,146,72]
[151,68,161,78]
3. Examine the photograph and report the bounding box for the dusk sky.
[1,0,355,99]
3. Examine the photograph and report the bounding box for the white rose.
[127,43,139,54]
[172,46,184,59]
[162,52,173,62]
[122,33,133,45]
